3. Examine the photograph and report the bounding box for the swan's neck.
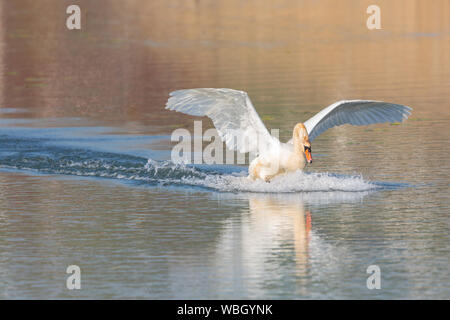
[292,133,304,155]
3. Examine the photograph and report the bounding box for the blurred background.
[1,0,449,138]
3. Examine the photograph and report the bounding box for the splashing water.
[0,137,382,193]
[185,167,377,192]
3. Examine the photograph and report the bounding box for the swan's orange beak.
[305,148,312,164]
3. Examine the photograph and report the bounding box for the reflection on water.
[249,195,312,277]
[218,194,314,294]
[216,194,313,295]
[208,192,375,299]
[0,170,372,299]
[0,0,449,299]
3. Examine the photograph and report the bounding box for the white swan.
[166,88,411,182]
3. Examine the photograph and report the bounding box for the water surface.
[0,0,449,299]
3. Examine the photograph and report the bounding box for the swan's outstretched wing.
[289,100,412,142]
[166,88,278,154]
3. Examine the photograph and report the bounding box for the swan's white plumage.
[288,100,412,143]
[166,88,279,155]
[165,88,412,181]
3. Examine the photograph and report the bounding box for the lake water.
[0,0,449,299]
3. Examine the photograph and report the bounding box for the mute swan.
[166,88,411,182]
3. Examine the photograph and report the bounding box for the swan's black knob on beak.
[304,146,312,164]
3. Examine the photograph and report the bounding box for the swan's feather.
[166,88,278,154]
[288,100,412,143]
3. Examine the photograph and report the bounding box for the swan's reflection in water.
[212,191,368,297]
[247,195,311,279]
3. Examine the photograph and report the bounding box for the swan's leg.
[252,163,270,182]
[248,157,261,180]
[259,166,282,183]
[263,170,283,183]
[249,157,283,183]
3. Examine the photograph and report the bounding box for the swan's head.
[294,123,312,164]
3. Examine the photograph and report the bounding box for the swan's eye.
[304,146,311,152]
